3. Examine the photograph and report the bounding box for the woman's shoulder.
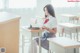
[49,17,57,24]
[50,17,57,21]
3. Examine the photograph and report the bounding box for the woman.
[29,4,57,53]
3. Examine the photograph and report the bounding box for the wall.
[0,0,80,27]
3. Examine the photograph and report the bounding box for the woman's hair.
[43,4,55,18]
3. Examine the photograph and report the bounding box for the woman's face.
[44,7,49,16]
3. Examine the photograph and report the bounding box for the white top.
[48,37,80,48]
[44,16,57,29]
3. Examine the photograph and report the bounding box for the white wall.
[0,0,80,27]
[54,7,80,23]
[1,0,51,27]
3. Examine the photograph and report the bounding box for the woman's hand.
[42,26,48,30]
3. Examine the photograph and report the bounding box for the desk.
[48,37,80,53]
[61,14,80,23]
[28,28,43,53]
[0,12,20,53]
[61,14,75,17]
[58,23,80,41]
[22,26,43,53]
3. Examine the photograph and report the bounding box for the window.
[8,0,37,8]
[51,0,76,8]
[0,0,4,9]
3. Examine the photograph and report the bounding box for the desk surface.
[0,12,20,22]
[58,23,80,28]
[60,14,75,17]
[27,28,43,32]
[22,26,43,32]
[48,37,80,48]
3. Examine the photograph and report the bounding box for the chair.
[57,25,64,37]
[69,16,80,24]
[58,23,79,41]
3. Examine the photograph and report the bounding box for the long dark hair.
[43,4,55,18]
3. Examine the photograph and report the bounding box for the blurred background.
[0,0,80,53]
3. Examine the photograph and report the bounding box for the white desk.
[61,14,75,17]
[60,14,80,23]
[48,37,80,53]
[28,28,43,53]
[22,26,43,53]
[58,23,80,41]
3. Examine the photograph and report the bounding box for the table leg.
[65,48,68,53]
[22,35,24,53]
[65,33,67,37]
[31,32,33,53]
[59,33,61,37]
[48,47,51,53]
[69,17,71,23]
[76,28,78,41]
[38,32,41,53]
[74,48,79,53]
[70,32,72,39]
[74,48,76,53]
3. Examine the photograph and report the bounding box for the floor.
[19,29,80,53]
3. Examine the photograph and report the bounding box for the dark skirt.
[35,32,56,50]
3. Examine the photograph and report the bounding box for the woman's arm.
[47,28,57,34]
[42,26,57,34]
